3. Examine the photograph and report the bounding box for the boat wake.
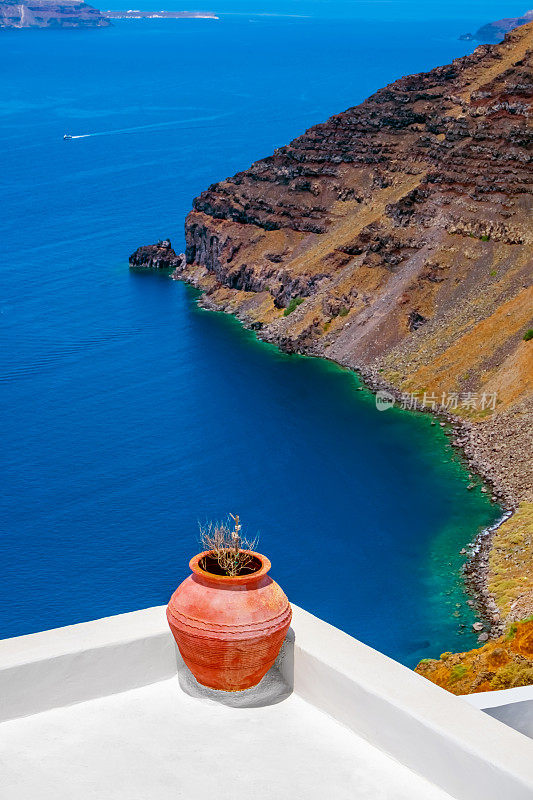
[62,111,229,140]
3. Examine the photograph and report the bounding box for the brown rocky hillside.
[133,24,533,504]
[170,23,533,511]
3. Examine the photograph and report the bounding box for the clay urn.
[167,549,292,691]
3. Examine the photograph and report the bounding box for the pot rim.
[190,549,271,585]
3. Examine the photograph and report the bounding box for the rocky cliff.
[133,25,533,508]
[161,23,532,501]
[0,0,110,28]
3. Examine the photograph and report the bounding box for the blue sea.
[0,2,514,665]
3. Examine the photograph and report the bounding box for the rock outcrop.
[129,240,184,271]
[0,0,110,27]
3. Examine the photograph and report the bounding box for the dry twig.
[198,515,258,576]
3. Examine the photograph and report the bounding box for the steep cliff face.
[171,24,532,507]
[0,0,110,28]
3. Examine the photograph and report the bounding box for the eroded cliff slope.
[131,26,532,505]
[168,24,532,505]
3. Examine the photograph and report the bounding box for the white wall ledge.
[463,686,533,740]
[463,685,533,710]
[1,604,532,800]
[289,606,533,800]
[0,606,178,721]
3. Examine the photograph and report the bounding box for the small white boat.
[63,134,73,140]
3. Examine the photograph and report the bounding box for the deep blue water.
[0,7,506,665]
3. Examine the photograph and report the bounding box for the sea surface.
[0,5,508,665]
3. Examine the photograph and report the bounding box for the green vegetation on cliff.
[415,619,533,694]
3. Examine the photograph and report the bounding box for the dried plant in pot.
[167,515,292,691]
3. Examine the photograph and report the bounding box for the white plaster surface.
[463,684,533,710]
[290,606,533,800]
[463,686,533,739]
[0,674,456,800]
[0,606,177,722]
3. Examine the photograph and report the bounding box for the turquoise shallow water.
[0,7,505,665]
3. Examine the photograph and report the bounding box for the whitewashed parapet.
[0,604,532,800]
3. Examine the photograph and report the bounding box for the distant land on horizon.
[2,2,532,35]
[0,0,110,27]
[460,8,533,42]
[0,0,217,28]
[103,9,218,19]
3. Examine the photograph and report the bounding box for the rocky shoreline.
[129,243,521,506]
[130,238,517,637]
[194,279,521,640]
[189,270,518,505]
[462,511,513,641]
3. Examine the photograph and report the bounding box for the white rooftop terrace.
[0,604,532,800]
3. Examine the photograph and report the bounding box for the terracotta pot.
[167,550,292,691]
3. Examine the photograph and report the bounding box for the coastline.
[190,268,515,501]
[463,510,513,640]
[168,263,514,637]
